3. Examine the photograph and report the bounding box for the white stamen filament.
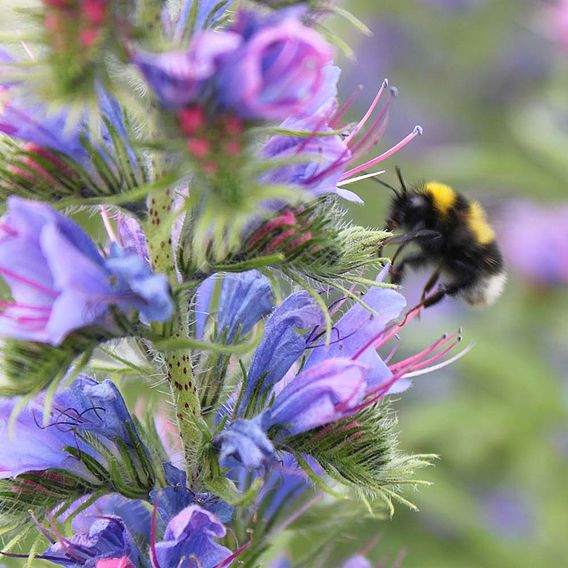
[401,342,475,378]
[100,207,118,243]
[337,170,385,186]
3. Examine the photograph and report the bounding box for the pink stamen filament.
[43,515,89,563]
[348,117,393,176]
[349,87,397,155]
[341,125,423,180]
[294,112,333,156]
[389,332,460,372]
[213,541,252,568]
[402,343,474,378]
[382,335,401,364]
[354,337,467,413]
[329,84,363,127]
[343,79,388,146]
[0,301,50,311]
[1,313,50,324]
[394,339,461,377]
[0,267,58,297]
[352,304,423,362]
[302,89,396,188]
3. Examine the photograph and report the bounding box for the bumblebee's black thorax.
[390,184,504,279]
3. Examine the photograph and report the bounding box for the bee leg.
[422,287,447,308]
[422,278,469,308]
[391,252,429,284]
[420,268,442,303]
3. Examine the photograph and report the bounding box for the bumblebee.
[379,168,506,308]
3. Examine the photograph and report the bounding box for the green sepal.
[205,474,263,508]
[0,339,83,397]
[61,423,158,500]
[0,469,94,547]
[0,116,148,215]
[219,196,389,283]
[285,401,434,512]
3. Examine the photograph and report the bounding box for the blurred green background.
[331,0,568,566]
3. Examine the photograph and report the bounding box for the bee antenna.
[395,166,409,195]
[369,176,401,198]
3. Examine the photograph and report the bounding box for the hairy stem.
[146,188,202,479]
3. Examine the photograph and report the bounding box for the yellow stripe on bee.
[467,200,495,245]
[422,182,457,216]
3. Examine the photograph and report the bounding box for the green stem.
[146,188,202,479]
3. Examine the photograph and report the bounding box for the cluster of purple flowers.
[0,265,460,566]
[206,268,460,473]
[0,197,172,345]
[0,0,461,566]
[135,10,333,121]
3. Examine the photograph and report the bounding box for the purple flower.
[305,266,409,393]
[195,270,274,342]
[261,114,359,202]
[133,31,242,109]
[262,71,423,202]
[342,556,373,568]
[0,375,147,479]
[38,477,234,567]
[268,358,369,435]
[215,358,369,470]
[154,505,231,568]
[116,213,148,260]
[46,516,140,567]
[498,200,568,287]
[241,291,323,412]
[0,68,134,166]
[212,266,466,471]
[151,463,234,525]
[0,60,85,160]
[215,415,274,469]
[0,197,172,345]
[217,12,333,120]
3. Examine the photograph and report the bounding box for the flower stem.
[146,187,203,479]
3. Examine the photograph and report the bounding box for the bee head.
[379,167,414,230]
